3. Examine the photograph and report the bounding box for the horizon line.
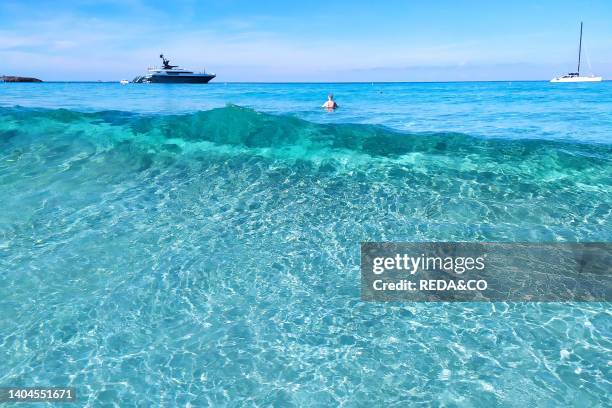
[4,79,608,84]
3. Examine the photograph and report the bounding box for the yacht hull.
[146,74,216,84]
[550,76,602,83]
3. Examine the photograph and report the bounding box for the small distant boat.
[132,54,216,84]
[120,79,129,85]
[551,22,602,83]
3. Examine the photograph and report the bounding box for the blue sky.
[1,0,611,81]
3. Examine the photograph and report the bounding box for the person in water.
[322,94,338,110]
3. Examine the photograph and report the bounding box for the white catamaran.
[551,22,602,83]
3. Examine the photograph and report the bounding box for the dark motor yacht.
[133,54,216,83]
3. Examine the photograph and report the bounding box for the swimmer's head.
[328,94,334,100]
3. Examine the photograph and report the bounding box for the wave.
[1,105,610,168]
[1,105,609,244]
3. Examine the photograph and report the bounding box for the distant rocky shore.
[1,75,43,82]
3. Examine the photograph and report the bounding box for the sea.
[0,81,610,407]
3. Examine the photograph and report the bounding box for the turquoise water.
[0,82,611,406]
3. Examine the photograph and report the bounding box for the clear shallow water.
[0,82,611,407]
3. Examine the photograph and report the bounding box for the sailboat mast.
[577,22,583,74]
